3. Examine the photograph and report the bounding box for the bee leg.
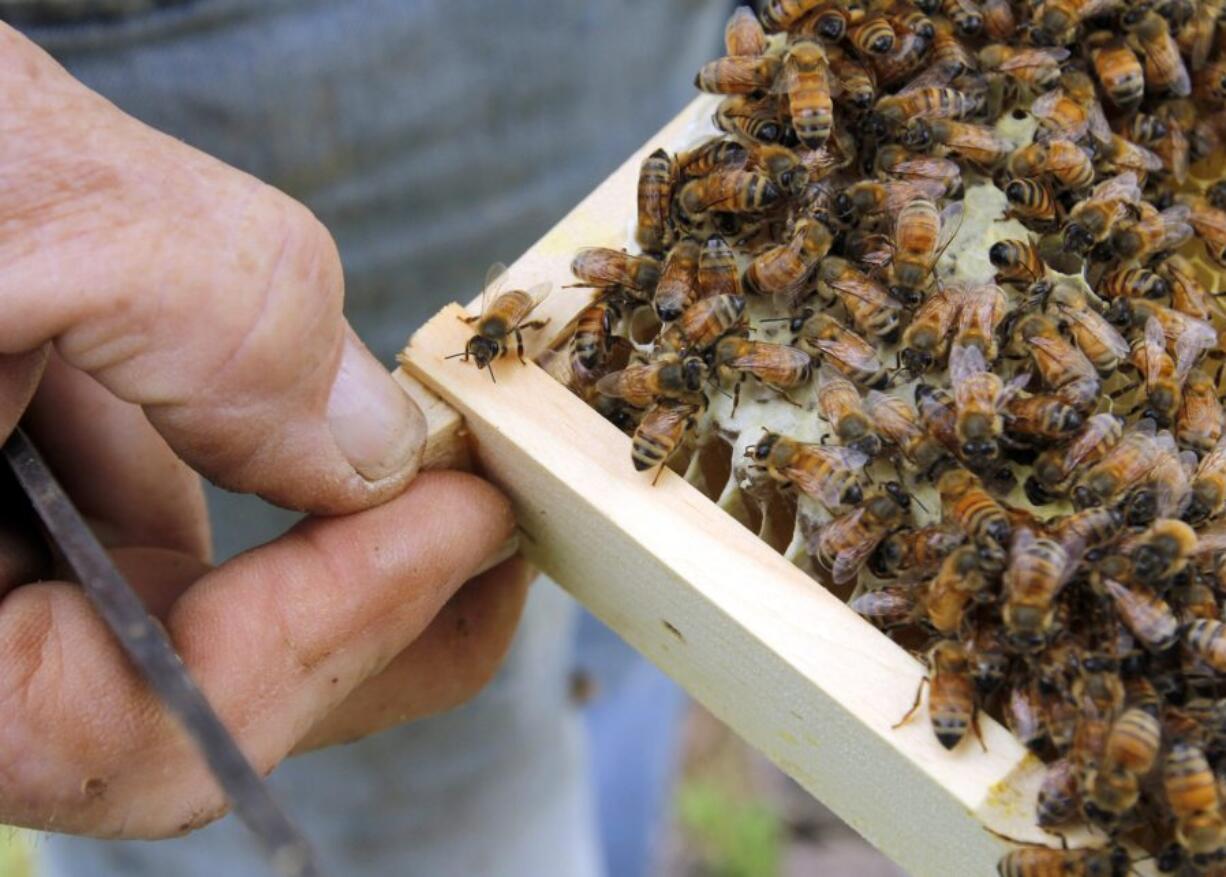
[776,389,804,408]
[459,314,480,325]
[891,675,929,730]
[519,318,551,332]
[732,378,744,416]
[971,707,987,753]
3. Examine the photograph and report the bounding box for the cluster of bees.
[484,0,1226,872]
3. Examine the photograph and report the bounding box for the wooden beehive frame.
[394,97,1061,876]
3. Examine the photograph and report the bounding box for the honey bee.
[1002,528,1078,652]
[724,5,767,57]
[1115,300,1217,372]
[951,344,1028,465]
[901,118,1015,169]
[989,239,1045,287]
[1036,758,1081,828]
[929,19,977,75]
[968,625,1010,698]
[1186,436,1226,524]
[1062,171,1142,254]
[759,0,827,32]
[1088,32,1146,110]
[747,431,868,509]
[1187,619,1226,673]
[596,353,709,408]
[793,311,889,387]
[1051,506,1126,557]
[918,383,965,461]
[1110,203,1194,262]
[773,40,836,148]
[1132,314,1207,428]
[744,218,833,305]
[848,14,897,55]
[841,229,896,273]
[1072,424,1165,509]
[662,293,745,350]
[1032,0,1120,46]
[1123,518,1199,584]
[939,467,1013,551]
[869,524,963,578]
[676,137,749,180]
[1030,74,1106,143]
[1152,99,1194,184]
[875,145,963,198]
[978,44,1070,92]
[677,168,783,220]
[654,238,702,323]
[850,585,920,629]
[1005,178,1060,226]
[571,248,661,301]
[1081,706,1162,828]
[812,482,912,583]
[1159,254,1216,322]
[714,95,788,144]
[817,367,882,456]
[925,544,990,634]
[1042,280,1129,377]
[875,80,984,128]
[1179,0,1224,69]
[871,30,932,89]
[710,335,814,409]
[1015,313,1100,415]
[937,0,982,35]
[1092,139,1162,192]
[899,284,961,375]
[698,235,741,300]
[1103,577,1180,652]
[636,149,674,254]
[696,54,783,96]
[571,298,621,383]
[746,142,810,197]
[1098,267,1170,303]
[1187,197,1226,267]
[865,389,957,478]
[631,400,701,483]
[1005,394,1085,443]
[1164,741,1226,863]
[895,639,981,750]
[815,257,903,341]
[826,44,878,110]
[834,178,934,223]
[1011,138,1097,191]
[997,845,1131,877]
[452,265,552,376]
[891,197,964,303]
[1123,8,1191,97]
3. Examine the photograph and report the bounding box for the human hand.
[0,24,530,838]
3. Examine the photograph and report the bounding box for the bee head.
[901,119,932,150]
[833,192,857,224]
[746,431,779,462]
[788,307,815,335]
[900,347,933,376]
[681,356,709,392]
[889,285,923,307]
[1062,222,1094,254]
[816,10,846,40]
[956,13,983,35]
[656,300,685,323]
[883,480,911,509]
[988,241,1012,267]
[465,335,501,370]
[1024,473,1057,506]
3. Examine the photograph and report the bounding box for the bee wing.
[830,275,903,310]
[1165,124,1190,186]
[1128,141,1166,173]
[1090,171,1142,204]
[948,342,987,390]
[523,280,553,312]
[848,586,917,620]
[1196,436,1226,479]
[1194,523,1226,557]
[1174,318,1217,382]
[1000,371,1033,407]
[897,61,959,94]
[481,262,509,316]
[1009,525,1036,557]
[1058,305,1130,359]
[1143,316,1168,392]
[832,532,881,585]
[1086,100,1113,146]
[996,47,1069,71]
[936,200,965,257]
[1159,204,1195,250]
[790,447,869,508]
[1028,87,1063,120]
[769,60,801,96]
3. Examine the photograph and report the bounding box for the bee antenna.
[488,365,497,384]
[759,316,794,324]
[444,351,468,360]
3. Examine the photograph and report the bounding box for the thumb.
[0,25,424,513]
